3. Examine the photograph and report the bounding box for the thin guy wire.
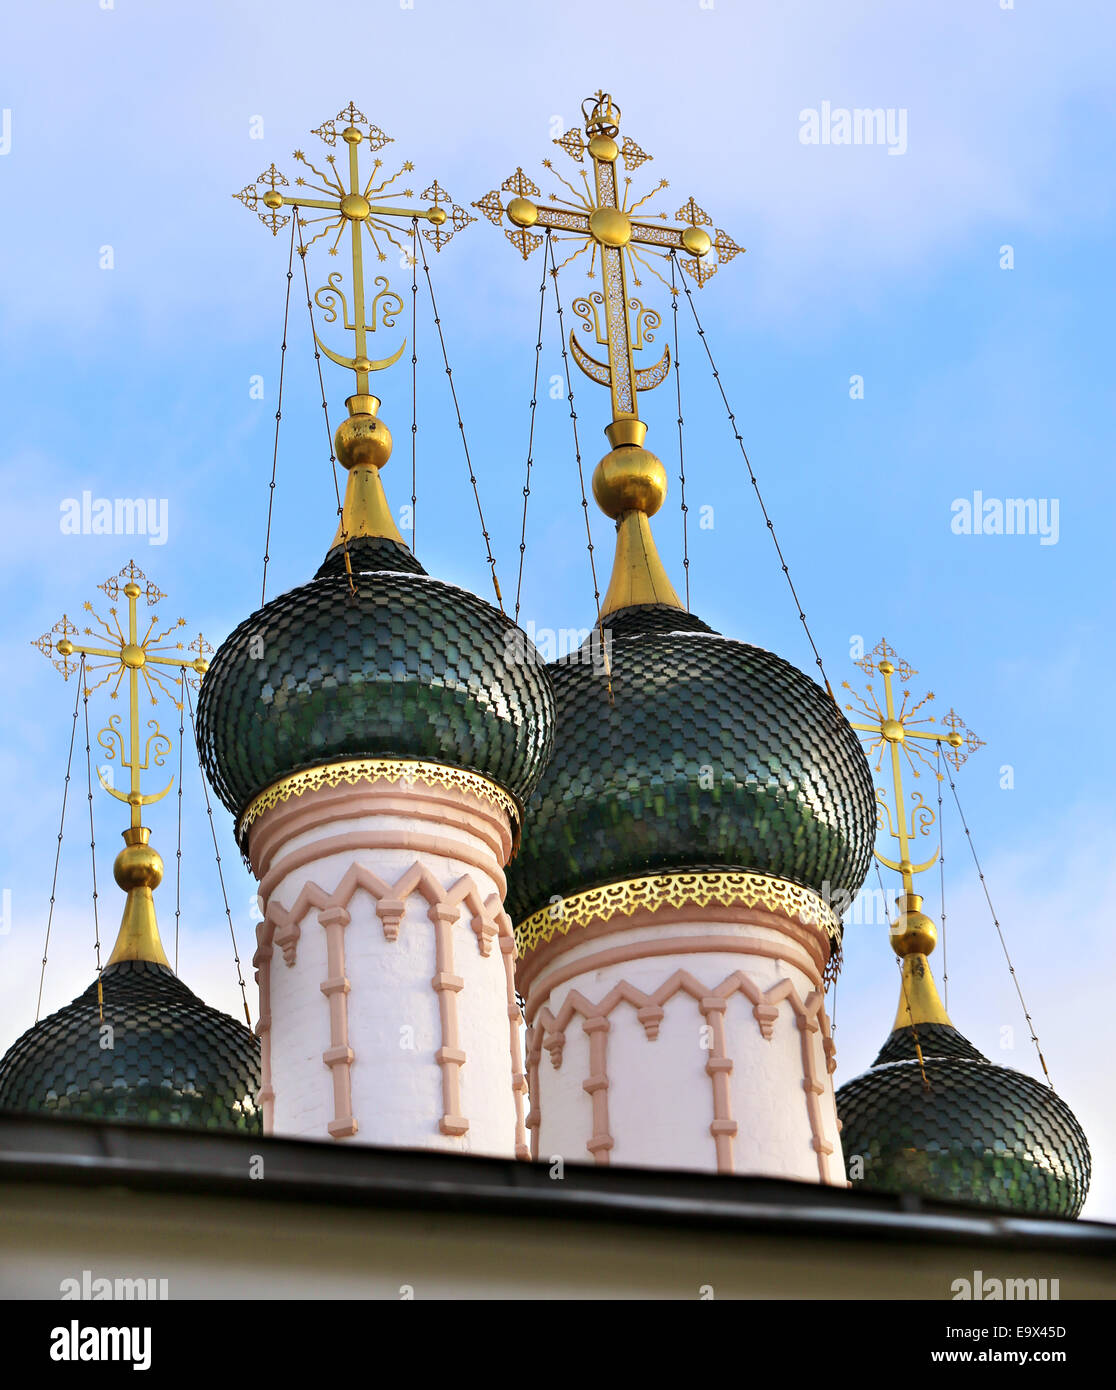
[410,219,419,559]
[416,232,504,612]
[669,255,691,610]
[174,668,186,976]
[80,657,104,1021]
[945,764,1053,1088]
[36,669,83,1024]
[676,264,834,698]
[260,214,297,607]
[936,743,948,1010]
[185,682,252,1030]
[295,211,355,596]
[514,252,549,623]
[546,231,613,702]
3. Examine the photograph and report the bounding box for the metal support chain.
[945,766,1053,1088]
[35,668,84,1024]
[547,231,613,702]
[416,234,505,613]
[80,658,104,1019]
[295,213,355,596]
[410,220,419,559]
[260,215,297,607]
[936,744,948,1009]
[174,670,186,975]
[676,268,834,698]
[514,253,549,623]
[185,684,252,1030]
[669,255,691,610]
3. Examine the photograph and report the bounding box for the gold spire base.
[888,892,951,1029]
[330,395,406,548]
[330,459,405,548]
[600,510,683,616]
[105,827,171,969]
[892,952,953,1030]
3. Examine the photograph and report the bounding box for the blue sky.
[2,0,1113,1218]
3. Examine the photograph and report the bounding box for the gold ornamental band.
[237,757,522,845]
[515,868,841,957]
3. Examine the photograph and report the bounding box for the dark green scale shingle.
[837,1025,1091,1216]
[196,542,554,826]
[504,603,876,923]
[0,960,260,1132]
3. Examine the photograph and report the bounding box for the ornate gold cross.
[235,102,474,397]
[33,561,211,968]
[843,639,984,894]
[34,561,210,831]
[475,91,743,427]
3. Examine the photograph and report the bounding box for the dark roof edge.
[0,1112,1112,1256]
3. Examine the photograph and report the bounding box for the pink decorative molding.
[525,959,839,1182]
[501,934,530,1159]
[254,859,520,1145]
[249,780,512,882]
[517,900,832,998]
[523,930,822,1018]
[317,905,356,1139]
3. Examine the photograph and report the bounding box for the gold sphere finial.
[592,430,668,519]
[335,397,393,471]
[889,892,938,957]
[114,837,164,894]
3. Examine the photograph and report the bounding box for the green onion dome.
[504,602,876,925]
[196,535,555,833]
[0,961,260,1132]
[836,1024,1091,1216]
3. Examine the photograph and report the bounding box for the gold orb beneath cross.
[335,411,392,471]
[589,207,632,249]
[592,445,667,519]
[114,842,164,893]
[890,899,938,958]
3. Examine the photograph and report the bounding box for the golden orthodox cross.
[34,561,210,831]
[474,90,743,428]
[234,102,473,397]
[843,639,984,895]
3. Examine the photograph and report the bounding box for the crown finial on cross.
[474,90,746,616]
[474,89,744,429]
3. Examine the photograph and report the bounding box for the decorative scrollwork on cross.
[233,102,474,397]
[844,639,984,893]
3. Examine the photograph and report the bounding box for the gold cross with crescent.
[33,561,210,831]
[474,90,743,428]
[234,102,474,397]
[843,639,984,895]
